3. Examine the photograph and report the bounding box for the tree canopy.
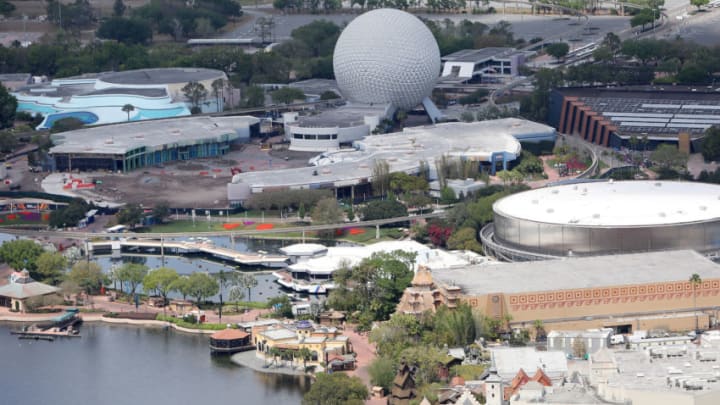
[702,126,720,162]
[361,199,408,221]
[143,267,179,303]
[186,272,219,305]
[301,372,368,405]
[0,84,17,129]
[67,261,107,294]
[0,239,45,276]
[97,17,153,45]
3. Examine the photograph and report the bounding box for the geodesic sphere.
[333,8,441,111]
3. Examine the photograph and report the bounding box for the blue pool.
[41,111,99,129]
[134,106,189,120]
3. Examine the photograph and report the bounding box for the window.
[294,134,303,139]
[318,134,331,140]
[304,134,317,140]
[331,134,337,139]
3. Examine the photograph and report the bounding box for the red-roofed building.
[209,328,251,354]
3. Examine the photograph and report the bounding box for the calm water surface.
[0,323,309,405]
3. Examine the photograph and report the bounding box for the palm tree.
[268,347,281,367]
[690,273,702,332]
[297,347,312,371]
[211,78,225,113]
[239,273,258,302]
[533,319,546,342]
[121,104,135,121]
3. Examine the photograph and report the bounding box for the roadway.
[0,212,444,241]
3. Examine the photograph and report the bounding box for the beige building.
[252,321,352,371]
[429,250,720,333]
[0,270,59,312]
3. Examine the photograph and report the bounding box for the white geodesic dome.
[333,8,441,111]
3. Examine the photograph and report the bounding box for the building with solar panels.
[548,86,720,152]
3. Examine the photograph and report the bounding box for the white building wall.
[442,61,476,78]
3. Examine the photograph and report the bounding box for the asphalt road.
[227,4,629,47]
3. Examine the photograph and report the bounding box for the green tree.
[117,203,143,228]
[268,295,293,318]
[651,144,688,169]
[97,18,153,45]
[0,131,18,153]
[434,303,477,346]
[361,199,408,221]
[238,273,258,301]
[187,272,219,306]
[35,251,68,285]
[0,0,16,16]
[702,126,720,162]
[116,263,149,296]
[0,84,17,129]
[270,87,305,104]
[67,261,106,294]
[143,267,179,305]
[369,356,396,393]
[690,273,702,331]
[0,239,44,276]
[171,275,193,301]
[546,42,570,62]
[227,285,245,312]
[446,227,482,252]
[211,78,225,112]
[121,103,135,121]
[50,117,84,133]
[182,81,208,110]
[320,90,340,100]
[152,201,171,223]
[691,0,710,9]
[302,373,368,405]
[311,197,343,224]
[244,85,265,107]
[372,160,391,197]
[113,0,126,16]
[297,347,313,370]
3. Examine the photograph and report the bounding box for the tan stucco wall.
[463,278,720,332]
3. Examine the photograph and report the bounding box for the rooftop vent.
[700,206,707,211]
[659,212,666,218]
[551,189,559,194]
[655,182,662,187]
[532,199,538,204]
[593,213,600,219]
[104,139,114,144]
[547,208,554,214]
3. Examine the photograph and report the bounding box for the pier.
[88,239,289,268]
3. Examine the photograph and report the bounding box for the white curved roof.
[494,180,720,227]
[280,243,328,256]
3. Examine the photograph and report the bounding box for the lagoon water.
[0,323,309,405]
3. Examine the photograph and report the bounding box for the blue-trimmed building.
[49,116,259,172]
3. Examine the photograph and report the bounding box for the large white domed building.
[333,8,440,111]
[284,9,442,152]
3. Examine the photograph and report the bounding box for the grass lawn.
[142,220,297,234]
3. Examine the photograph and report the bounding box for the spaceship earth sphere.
[332,8,441,111]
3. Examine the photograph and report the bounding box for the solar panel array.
[580,96,720,138]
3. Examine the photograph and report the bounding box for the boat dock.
[88,239,289,268]
[12,309,83,340]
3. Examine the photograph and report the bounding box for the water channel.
[0,323,310,404]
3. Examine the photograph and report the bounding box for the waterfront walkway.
[230,350,307,376]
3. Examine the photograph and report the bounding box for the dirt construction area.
[40,139,315,208]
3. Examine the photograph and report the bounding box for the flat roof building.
[549,86,720,151]
[229,118,554,203]
[427,249,720,333]
[49,116,259,172]
[441,47,527,84]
